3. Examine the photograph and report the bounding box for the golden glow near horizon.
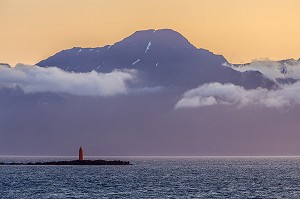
[1,0,299,66]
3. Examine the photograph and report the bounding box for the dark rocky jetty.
[0,147,130,166]
[0,160,130,166]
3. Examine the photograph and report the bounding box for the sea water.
[1,156,300,198]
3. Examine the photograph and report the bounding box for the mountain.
[37,29,276,89]
[231,58,300,85]
[3,30,300,156]
[0,63,11,68]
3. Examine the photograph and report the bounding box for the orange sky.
[1,0,299,65]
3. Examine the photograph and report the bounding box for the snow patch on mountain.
[145,41,152,53]
[132,59,140,65]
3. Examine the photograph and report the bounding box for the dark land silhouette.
[0,147,130,165]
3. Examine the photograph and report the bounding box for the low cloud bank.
[0,64,135,96]
[176,82,300,109]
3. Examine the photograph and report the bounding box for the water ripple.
[1,157,300,198]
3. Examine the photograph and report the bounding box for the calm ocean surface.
[1,156,300,198]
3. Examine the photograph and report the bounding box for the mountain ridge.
[37,29,277,90]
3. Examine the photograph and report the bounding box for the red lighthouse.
[79,147,84,161]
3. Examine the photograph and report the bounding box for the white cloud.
[224,59,300,80]
[175,82,300,109]
[0,64,135,96]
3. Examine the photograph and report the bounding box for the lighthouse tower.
[79,147,84,161]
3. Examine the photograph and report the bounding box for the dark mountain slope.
[37,29,276,89]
